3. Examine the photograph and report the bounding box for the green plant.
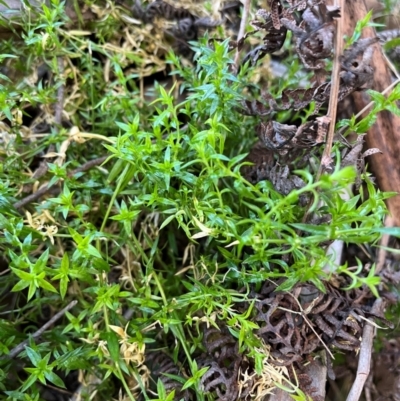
[0,1,399,401]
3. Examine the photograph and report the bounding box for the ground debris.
[131,0,222,52]
[238,0,378,200]
[146,278,391,401]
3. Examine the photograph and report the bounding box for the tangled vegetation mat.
[1,0,400,400]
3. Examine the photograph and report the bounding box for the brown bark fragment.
[341,0,400,225]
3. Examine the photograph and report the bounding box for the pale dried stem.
[346,298,384,401]
[234,0,251,71]
[334,77,400,142]
[317,0,344,177]
[375,215,394,275]
[302,0,344,225]
[284,294,335,360]
[354,78,400,119]
[382,49,400,80]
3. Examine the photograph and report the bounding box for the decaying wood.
[340,0,400,226]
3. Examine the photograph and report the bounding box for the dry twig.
[336,77,400,138]
[317,0,344,175]
[234,0,251,71]
[303,0,344,223]
[1,300,77,360]
[375,215,394,275]
[285,293,335,360]
[345,298,384,401]
[13,155,108,210]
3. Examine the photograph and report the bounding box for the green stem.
[116,364,137,401]
[152,271,167,307]
[265,183,320,219]
[100,164,130,234]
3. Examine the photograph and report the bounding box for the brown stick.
[345,298,384,401]
[341,0,400,225]
[1,300,78,360]
[13,184,55,211]
[318,0,344,173]
[69,155,108,175]
[303,0,344,224]
[13,155,108,210]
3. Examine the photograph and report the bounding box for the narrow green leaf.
[106,331,120,362]
[11,280,30,293]
[25,347,41,366]
[21,373,38,392]
[44,371,66,388]
[38,279,58,293]
[11,268,32,281]
[372,227,400,236]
